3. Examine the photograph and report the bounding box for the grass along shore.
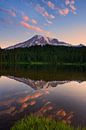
[0,62,86,66]
[11,115,86,130]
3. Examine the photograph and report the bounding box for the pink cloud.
[70,5,76,14]
[35,4,55,20]
[65,0,76,14]
[22,15,37,25]
[43,11,55,19]
[22,15,30,22]
[47,1,55,9]
[65,0,70,5]
[0,7,16,17]
[43,0,69,16]
[70,4,76,13]
[32,19,37,24]
[35,4,45,14]
[43,11,49,17]
[20,21,51,36]
[59,8,69,16]
[43,0,76,16]
[35,0,76,23]
[65,0,75,5]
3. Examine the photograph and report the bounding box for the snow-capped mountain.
[6,35,71,49]
[76,44,85,47]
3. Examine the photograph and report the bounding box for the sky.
[0,0,86,48]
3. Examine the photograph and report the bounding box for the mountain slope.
[6,35,71,49]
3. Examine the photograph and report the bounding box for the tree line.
[0,45,86,64]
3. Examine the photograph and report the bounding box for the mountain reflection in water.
[0,75,86,130]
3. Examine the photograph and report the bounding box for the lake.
[0,65,86,130]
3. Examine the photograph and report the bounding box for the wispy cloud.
[22,15,30,22]
[20,21,51,36]
[46,20,52,24]
[31,19,37,24]
[43,0,76,16]
[58,8,69,16]
[35,4,55,20]
[70,4,76,14]
[0,7,16,17]
[43,11,55,19]
[65,0,76,14]
[22,15,38,25]
[47,1,55,9]
[65,0,70,5]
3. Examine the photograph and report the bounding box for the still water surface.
[0,65,86,130]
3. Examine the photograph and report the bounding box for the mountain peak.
[29,35,51,46]
[6,35,70,50]
[33,34,44,38]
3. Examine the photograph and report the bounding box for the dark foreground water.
[0,65,86,130]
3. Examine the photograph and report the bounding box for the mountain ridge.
[6,35,71,50]
[6,35,85,50]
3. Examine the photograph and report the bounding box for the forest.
[0,45,86,65]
